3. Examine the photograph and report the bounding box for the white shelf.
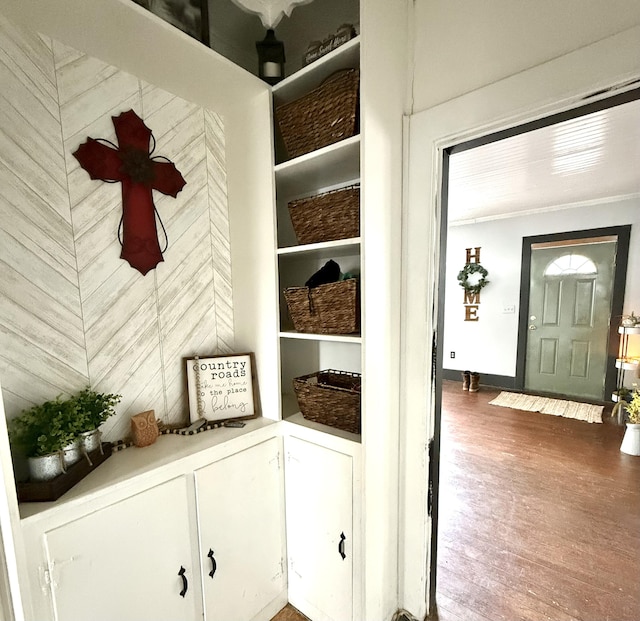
[280,330,362,344]
[275,136,360,199]
[273,37,360,105]
[616,358,639,371]
[619,326,640,334]
[283,412,361,444]
[611,392,635,403]
[18,418,278,522]
[278,237,361,258]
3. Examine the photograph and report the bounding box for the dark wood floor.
[271,604,309,621]
[434,381,640,621]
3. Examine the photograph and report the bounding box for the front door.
[525,239,617,401]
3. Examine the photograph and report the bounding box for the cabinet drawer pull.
[178,566,188,597]
[338,532,346,560]
[207,549,217,578]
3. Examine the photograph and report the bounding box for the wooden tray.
[17,443,112,503]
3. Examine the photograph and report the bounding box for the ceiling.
[448,96,640,225]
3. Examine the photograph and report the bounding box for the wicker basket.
[276,68,359,159]
[288,186,360,245]
[284,278,359,334]
[293,369,361,433]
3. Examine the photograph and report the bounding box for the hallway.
[435,381,640,621]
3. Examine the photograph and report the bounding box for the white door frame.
[399,26,640,619]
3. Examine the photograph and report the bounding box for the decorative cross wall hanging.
[73,109,187,276]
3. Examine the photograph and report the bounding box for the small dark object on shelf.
[223,420,247,428]
[289,185,360,245]
[276,68,359,159]
[17,443,112,503]
[293,369,361,434]
[305,259,341,288]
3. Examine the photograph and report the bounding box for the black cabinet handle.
[207,549,217,578]
[178,566,188,597]
[338,532,346,560]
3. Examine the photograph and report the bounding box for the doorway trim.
[516,226,631,401]
[399,25,640,621]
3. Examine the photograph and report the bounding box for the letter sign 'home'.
[457,247,489,321]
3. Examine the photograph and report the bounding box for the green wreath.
[457,262,489,294]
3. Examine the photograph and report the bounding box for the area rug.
[489,392,603,424]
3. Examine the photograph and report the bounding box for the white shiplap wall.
[0,14,234,441]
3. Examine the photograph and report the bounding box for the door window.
[544,253,597,276]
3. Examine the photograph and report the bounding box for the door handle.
[528,325,537,330]
[178,566,188,597]
[338,532,346,560]
[207,549,217,578]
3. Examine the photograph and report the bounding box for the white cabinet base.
[285,436,354,621]
[196,437,287,621]
[43,476,200,621]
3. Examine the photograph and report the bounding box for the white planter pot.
[79,429,102,453]
[28,453,64,481]
[620,423,640,456]
[62,438,82,467]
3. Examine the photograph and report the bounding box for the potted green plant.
[72,387,121,453]
[621,388,640,456]
[9,397,84,481]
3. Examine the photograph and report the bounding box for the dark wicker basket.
[276,68,359,159]
[293,369,361,433]
[288,185,360,245]
[284,278,359,334]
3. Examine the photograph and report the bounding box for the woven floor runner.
[489,391,603,424]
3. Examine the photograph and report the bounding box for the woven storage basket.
[284,278,359,334]
[276,68,359,159]
[293,369,361,433]
[288,185,360,245]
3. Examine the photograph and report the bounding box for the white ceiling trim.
[449,192,640,227]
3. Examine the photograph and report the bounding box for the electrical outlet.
[450,351,455,359]
[502,305,516,314]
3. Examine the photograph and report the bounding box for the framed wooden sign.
[185,353,260,423]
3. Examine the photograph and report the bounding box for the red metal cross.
[73,109,186,275]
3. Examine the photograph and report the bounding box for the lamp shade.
[256,29,285,85]
[229,0,314,29]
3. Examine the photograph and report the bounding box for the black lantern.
[256,29,285,85]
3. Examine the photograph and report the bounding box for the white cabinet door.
[195,437,286,621]
[285,436,353,621]
[44,476,200,621]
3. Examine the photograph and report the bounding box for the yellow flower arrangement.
[625,387,640,424]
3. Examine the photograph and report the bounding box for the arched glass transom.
[544,253,597,276]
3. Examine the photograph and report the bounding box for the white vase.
[620,423,640,456]
[79,429,102,453]
[28,453,65,481]
[62,438,82,467]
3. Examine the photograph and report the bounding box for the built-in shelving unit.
[272,38,362,442]
[613,325,640,402]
